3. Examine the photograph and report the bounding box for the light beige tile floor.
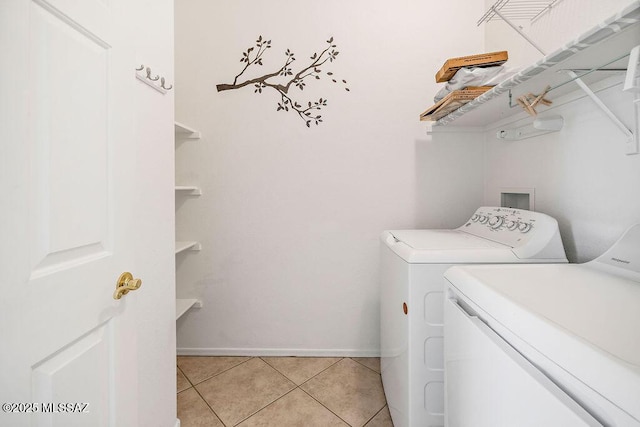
[177,356,393,427]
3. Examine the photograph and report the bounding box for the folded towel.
[434,66,522,102]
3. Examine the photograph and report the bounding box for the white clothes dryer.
[380,207,567,427]
[444,224,640,427]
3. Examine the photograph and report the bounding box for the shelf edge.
[175,241,201,254]
[174,121,201,139]
[176,298,201,320]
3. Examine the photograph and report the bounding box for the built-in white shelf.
[175,241,201,254]
[176,298,202,320]
[175,185,202,195]
[431,3,640,129]
[174,121,202,322]
[174,121,201,139]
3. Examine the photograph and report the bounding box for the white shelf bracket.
[623,45,640,155]
[565,70,636,155]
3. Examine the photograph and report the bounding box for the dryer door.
[444,297,602,427]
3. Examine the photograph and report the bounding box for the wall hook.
[160,77,173,90]
[146,67,159,81]
[135,64,145,71]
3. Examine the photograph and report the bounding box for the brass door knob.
[113,272,142,300]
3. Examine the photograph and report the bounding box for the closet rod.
[507,51,631,109]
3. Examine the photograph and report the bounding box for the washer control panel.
[460,207,559,250]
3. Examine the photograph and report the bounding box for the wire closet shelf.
[478,0,565,26]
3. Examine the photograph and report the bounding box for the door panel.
[31,323,111,427]
[1,0,140,426]
[29,0,111,277]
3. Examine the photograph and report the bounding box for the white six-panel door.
[0,0,170,426]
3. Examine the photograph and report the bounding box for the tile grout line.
[361,404,387,427]
[295,359,357,426]
[177,357,257,427]
[296,385,354,427]
[176,365,193,392]
[230,386,300,427]
[179,356,255,388]
[347,358,388,425]
[346,358,388,423]
[255,357,299,389]
[296,357,346,388]
[349,357,381,375]
[187,377,227,427]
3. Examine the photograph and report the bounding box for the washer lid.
[390,230,506,250]
[445,263,640,421]
[382,230,517,263]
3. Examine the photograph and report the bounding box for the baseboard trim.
[176,347,381,357]
[174,418,180,427]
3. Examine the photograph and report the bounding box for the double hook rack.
[135,64,173,94]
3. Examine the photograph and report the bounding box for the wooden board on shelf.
[435,51,508,83]
[420,87,492,122]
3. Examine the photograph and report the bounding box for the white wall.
[482,1,640,263]
[174,0,484,355]
[484,85,640,263]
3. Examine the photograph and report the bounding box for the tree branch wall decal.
[216,36,349,127]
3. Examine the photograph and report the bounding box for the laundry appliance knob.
[518,222,532,233]
[489,216,503,229]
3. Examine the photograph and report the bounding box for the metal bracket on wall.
[565,70,634,145]
[562,62,638,155]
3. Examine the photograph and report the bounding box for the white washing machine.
[444,224,640,427]
[380,207,567,427]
